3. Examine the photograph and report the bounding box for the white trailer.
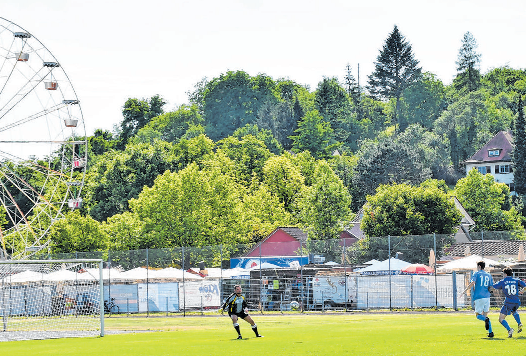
[308,276,356,309]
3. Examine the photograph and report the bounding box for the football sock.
[500,319,511,331]
[513,312,522,325]
[252,324,259,336]
[488,319,493,333]
[476,315,486,322]
[233,323,241,336]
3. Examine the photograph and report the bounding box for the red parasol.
[401,263,434,275]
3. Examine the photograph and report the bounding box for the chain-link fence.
[33,230,524,314]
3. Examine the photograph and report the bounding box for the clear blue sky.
[2,0,525,135]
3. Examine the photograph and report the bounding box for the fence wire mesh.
[32,230,524,314]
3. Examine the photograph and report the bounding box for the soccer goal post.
[0,259,104,342]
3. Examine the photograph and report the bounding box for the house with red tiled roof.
[464,130,515,193]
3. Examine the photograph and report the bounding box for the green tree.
[262,155,306,213]
[328,153,357,196]
[129,163,248,247]
[84,140,178,221]
[349,182,460,264]
[482,66,526,97]
[455,168,523,232]
[298,161,352,240]
[118,95,166,147]
[454,31,481,93]
[514,96,526,196]
[88,129,116,157]
[48,210,108,253]
[290,110,336,158]
[343,63,361,104]
[104,211,151,250]
[232,124,283,155]
[202,71,280,141]
[367,25,422,131]
[361,182,462,237]
[315,77,353,144]
[433,91,494,170]
[216,135,273,184]
[399,72,446,130]
[351,137,432,210]
[133,104,203,144]
[241,178,292,243]
[397,124,452,182]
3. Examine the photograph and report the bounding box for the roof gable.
[466,131,513,163]
[243,227,307,257]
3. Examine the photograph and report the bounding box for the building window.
[488,149,500,157]
[477,166,487,174]
[500,165,510,173]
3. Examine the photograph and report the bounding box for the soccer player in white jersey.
[460,260,495,338]
[492,267,526,338]
[221,285,262,339]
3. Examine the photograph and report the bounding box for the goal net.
[0,259,103,342]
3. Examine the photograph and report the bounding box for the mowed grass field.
[0,312,524,355]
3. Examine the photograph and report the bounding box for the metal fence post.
[344,237,347,312]
[388,235,391,310]
[300,239,304,313]
[259,243,262,313]
[146,248,149,317]
[481,230,484,258]
[434,233,438,308]
[452,271,457,310]
[182,245,185,317]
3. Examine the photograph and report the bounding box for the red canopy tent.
[401,264,434,275]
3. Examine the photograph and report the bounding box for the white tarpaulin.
[437,254,503,272]
[118,267,203,280]
[2,271,45,283]
[356,274,467,309]
[359,258,411,275]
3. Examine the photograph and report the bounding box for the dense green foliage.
[18,26,526,259]
[454,169,524,233]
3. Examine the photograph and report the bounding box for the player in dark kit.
[493,267,526,338]
[221,285,263,339]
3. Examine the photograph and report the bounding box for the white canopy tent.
[437,254,504,272]
[1,270,45,283]
[118,267,203,280]
[358,258,411,275]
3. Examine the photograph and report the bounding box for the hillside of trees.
[20,26,526,256]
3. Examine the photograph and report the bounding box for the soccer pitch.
[1,312,524,355]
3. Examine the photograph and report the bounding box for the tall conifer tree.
[368,25,421,132]
[454,31,481,92]
[513,96,526,195]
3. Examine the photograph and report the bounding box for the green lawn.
[0,312,523,355]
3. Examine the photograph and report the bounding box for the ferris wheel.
[0,18,87,260]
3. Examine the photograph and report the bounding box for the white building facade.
[464,131,515,193]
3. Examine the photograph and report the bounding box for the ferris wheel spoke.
[0,163,58,214]
[0,152,67,182]
[0,179,34,237]
[0,66,47,120]
[0,101,67,133]
[0,37,17,91]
